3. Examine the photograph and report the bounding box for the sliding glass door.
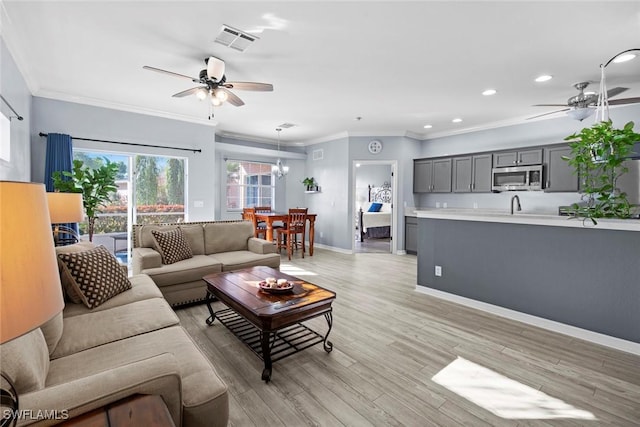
[71,150,186,261]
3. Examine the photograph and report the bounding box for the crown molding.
[215,142,306,160]
[1,5,39,94]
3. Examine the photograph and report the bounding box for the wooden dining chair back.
[254,206,272,213]
[242,207,266,239]
[277,208,308,260]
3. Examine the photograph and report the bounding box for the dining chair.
[276,208,308,260]
[242,207,267,239]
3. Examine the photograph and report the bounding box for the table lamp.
[46,192,84,245]
[1,181,65,426]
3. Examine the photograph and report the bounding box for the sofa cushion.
[55,241,97,303]
[209,251,281,271]
[203,222,253,254]
[40,311,64,355]
[63,274,163,318]
[58,245,132,309]
[142,255,222,287]
[46,326,229,426]
[152,228,194,265]
[180,224,205,255]
[0,329,49,393]
[51,298,180,359]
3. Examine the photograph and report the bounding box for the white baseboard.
[415,285,640,356]
[396,249,407,255]
[310,242,352,254]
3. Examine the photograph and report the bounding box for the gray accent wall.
[417,217,640,343]
[0,37,32,181]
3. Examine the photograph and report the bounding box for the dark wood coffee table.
[203,266,336,382]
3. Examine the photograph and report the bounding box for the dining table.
[254,212,317,256]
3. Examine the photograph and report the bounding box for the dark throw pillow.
[151,228,194,265]
[57,245,132,309]
[368,203,383,212]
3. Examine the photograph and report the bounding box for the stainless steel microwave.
[492,165,543,191]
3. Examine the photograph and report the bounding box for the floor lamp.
[1,182,65,427]
[46,192,84,245]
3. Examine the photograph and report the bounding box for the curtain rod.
[39,132,201,153]
[0,94,24,121]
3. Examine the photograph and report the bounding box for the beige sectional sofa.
[0,241,228,427]
[133,220,281,306]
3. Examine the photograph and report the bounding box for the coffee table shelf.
[214,307,329,362]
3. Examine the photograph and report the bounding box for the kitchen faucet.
[510,195,522,215]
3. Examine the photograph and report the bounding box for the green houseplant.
[302,177,316,191]
[563,119,640,223]
[52,158,119,241]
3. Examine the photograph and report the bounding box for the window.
[226,160,274,210]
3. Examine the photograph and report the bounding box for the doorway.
[352,160,397,254]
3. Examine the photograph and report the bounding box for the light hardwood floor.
[176,249,640,426]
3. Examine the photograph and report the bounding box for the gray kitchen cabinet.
[493,149,543,167]
[432,158,452,192]
[405,216,417,254]
[453,154,492,192]
[414,160,433,193]
[544,146,578,192]
[453,157,472,192]
[414,158,451,193]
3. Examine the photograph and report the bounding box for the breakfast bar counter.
[415,209,640,347]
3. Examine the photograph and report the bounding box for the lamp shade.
[1,181,64,343]
[47,192,84,223]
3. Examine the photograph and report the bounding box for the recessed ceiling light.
[535,75,553,82]
[482,89,497,96]
[423,124,433,129]
[613,53,636,63]
[452,118,463,123]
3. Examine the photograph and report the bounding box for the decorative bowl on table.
[259,278,294,293]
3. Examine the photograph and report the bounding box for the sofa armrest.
[248,237,277,254]
[132,247,162,273]
[19,353,182,426]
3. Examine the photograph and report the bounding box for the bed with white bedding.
[359,183,392,241]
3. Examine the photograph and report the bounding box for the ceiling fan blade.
[172,87,207,98]
[225,81,274,92]
[143,66,200,83]
[607,87,628,98]
[608,97,640,105]
[222,88,245,107]
[206,56,225,81]
[526,108,570,120]
[532,104,568,107]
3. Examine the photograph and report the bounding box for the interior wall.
[31,97,218,221]
[0,37,32,181]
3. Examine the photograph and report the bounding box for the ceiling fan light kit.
[566,107,595,121]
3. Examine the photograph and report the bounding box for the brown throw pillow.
[151,228,194,265]
[57,246,132,309]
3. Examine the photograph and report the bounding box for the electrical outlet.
[436,202,441,208]
[473,202,478,209]
[443,202,448,208]
[435,265,442,277]
[320,231,324,238]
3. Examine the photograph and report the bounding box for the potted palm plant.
[563,119,640,223]
[52,158,119,241]
[302,177,316,191]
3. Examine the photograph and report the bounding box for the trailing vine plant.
[563,120,640,223]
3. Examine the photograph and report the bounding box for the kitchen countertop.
[411,208,640,232]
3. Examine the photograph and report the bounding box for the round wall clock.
[368,139,383,154]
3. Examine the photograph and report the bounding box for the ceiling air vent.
[215,25,258,52]
[277,123,297,129]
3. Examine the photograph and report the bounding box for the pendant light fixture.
[272,128,289,179]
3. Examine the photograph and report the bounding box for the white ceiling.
[2,1,640,145]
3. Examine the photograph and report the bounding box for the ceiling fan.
[528,81,640,121]
[143,56,273,108]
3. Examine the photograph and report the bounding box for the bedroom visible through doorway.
[354,162,394,254]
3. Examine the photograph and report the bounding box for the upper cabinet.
[544,146,578,192]
[493,149,543,167]
[452,154,492,193]
[414,158,452,193]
